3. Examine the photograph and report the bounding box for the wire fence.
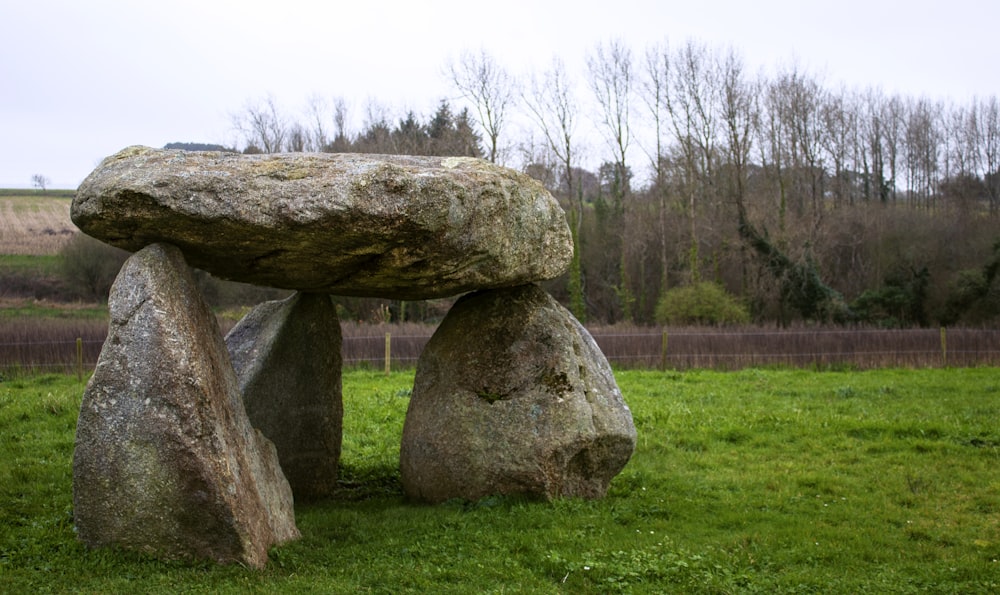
[3,324,1000,378]
[590,327,1000,370]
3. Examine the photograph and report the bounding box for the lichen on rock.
[400,284,637,503]
[72,243,299,568]
[72,146,573,299]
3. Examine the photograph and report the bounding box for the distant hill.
[163,142,237,152]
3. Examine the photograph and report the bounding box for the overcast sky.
[2,0,997,189]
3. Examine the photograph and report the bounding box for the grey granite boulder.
[226,292,343,501]
[400,284,637,503]
[72,243,299,568]
[72,146,573,299]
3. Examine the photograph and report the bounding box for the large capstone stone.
[72,243,299,569]
[226,292,343,502]
[400,284,637,503]
[72,146,573,299]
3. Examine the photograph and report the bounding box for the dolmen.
[70,146,637,568]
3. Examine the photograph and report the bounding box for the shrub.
[654,282,750,325]
[57,233,290,307]
[58,233,129,301]
[851,266,930,328]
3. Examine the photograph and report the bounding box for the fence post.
[940,327,947,367]
[385,332,391,376]
[660,330,668,370]
[76,337,83,382]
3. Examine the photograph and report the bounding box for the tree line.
[217,40,1000,327]
[231,97,483,159]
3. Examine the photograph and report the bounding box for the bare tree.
[779,66,828,215]
[524,57,580,219]
[313,96,354,153]
[588,39,635,321]
[234,95,288,153]
[820,87,857,206]
[523,57,585,319]
[659,39,724,282]
[977,96,1000,214]
[883,95,905,204]
[331,97,351,150]
[717,49,764,304]
[287,122,308,152]
[448,49,516,164]
[355,99,394,154]
[587,39,634,203]
[756,74,789,240]
[517,133,561,191]
[31,174,50,192]
[640,42,670,295]
[304,93,331,151]
[719,48,758,233]
[903,97,943,208]
[941,97,999,212]
[859,88,890,203]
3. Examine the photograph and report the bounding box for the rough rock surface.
[72,243,299,568]
[226,292,343,501]
[400,284,637,503]
[72,146,573,299]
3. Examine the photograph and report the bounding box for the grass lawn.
[0,254,63,276]
[0,297,109,321]
[1,368,998,593]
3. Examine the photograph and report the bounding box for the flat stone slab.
[72,146,573,299]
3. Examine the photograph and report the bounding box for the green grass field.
[0,189,75,198]
[2,368,999,593]
[0,254,63,276]
[0,298,108,321]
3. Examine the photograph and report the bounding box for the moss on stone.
[254,158,314,181]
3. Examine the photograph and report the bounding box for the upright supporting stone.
[72,243,299,569]
[400,284,637,503]
[226,292,343,501]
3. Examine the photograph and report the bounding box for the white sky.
[2,0,997,188]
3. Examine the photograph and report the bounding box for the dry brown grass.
[0,315,107,376]
[588,324,1000,369]
[0,315,436,376]
[5,315,1000,376]
[0,195,76,255]
[340,321,433,369]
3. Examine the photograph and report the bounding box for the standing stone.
[73,243,299,569]
[400,284,637,503]
[226,292,343,501]
[71,146,573,299]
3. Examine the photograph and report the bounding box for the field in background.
[0,192,76,255]
[1,368,998,592]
